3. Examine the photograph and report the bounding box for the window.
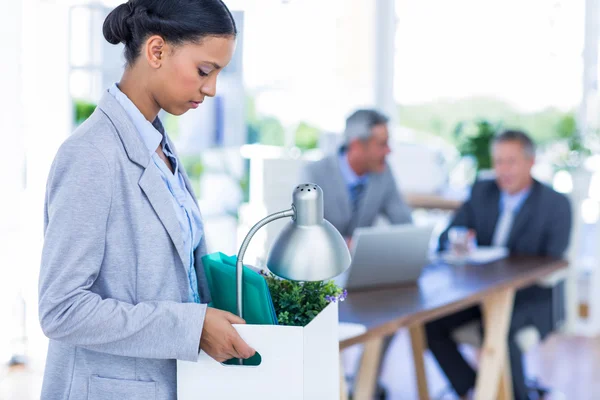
[394,0,584,145]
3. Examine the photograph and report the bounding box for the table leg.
[497,353,513,400]
[340,355,349,400]
[474,288,515,400]
[354,337,384,400]
[409,324,430,400]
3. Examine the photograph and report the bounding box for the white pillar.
[19,0,73,361]
[0,0,25,189]
[334,0,397,123]
[335,0,376,117]
[569,170,593,335]
[579,0,600,135]
[570,0,600,335]
[374,0,397,124]
[0,0,26,364]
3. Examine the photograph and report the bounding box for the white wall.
[0,0,26,364]
[19,0,73,362]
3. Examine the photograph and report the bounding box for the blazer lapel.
[484,183,501,245]
[139,167,188,270]
[97,92,150,169]
[506,181,539,249]
[98,91,188,269]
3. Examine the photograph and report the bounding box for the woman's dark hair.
[103,0,237,65]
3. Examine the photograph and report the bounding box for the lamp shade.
[266,184,351,281]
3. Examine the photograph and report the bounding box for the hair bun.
[102,0,236,66]
[103,2,133,45]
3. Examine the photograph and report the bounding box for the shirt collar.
[500,185,532,212]
[108,83,163,156]
[338,151,369,187]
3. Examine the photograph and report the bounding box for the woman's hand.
[345,237,353,250]
[200,307,256,362]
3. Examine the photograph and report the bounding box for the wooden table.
[338,257,568,400]
[405,193,463,211]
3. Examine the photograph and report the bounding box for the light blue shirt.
[338,151,369,204]
[499,186,531,213]
[108,84,204,303]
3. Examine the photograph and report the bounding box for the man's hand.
[200,307,256,363]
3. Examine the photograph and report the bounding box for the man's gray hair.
[492,129,536,158]
[341,109,389,150]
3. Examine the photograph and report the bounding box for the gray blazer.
[39,91,211,400]
[301,154,413,238]
[438,178,572,258]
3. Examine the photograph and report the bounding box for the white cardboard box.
[177,302,339,400]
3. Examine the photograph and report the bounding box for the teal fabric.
[202,253,277,325]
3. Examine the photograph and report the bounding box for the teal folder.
[202,252,278,326]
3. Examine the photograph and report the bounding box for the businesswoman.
[38,1,254,398]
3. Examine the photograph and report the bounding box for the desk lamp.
[235,184,351,318]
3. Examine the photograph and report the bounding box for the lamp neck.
[235,208,294,318]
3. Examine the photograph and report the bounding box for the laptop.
[335,224,434,290]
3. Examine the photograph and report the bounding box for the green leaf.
[262,271,344,327]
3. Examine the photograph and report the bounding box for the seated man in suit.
[303,109,413,398]
[426,130,572,400]
[302,109,413,242]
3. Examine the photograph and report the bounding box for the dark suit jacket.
[439,179,572,258]
[438,178,572,336]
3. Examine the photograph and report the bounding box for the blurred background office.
[2,0,600,398]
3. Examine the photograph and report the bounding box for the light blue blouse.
[108,83,204,303]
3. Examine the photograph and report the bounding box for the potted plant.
[260,269,346,327]
[453,119,502,179]
[178,260,345,399]
[178,271,343,399]
[73,99,97,126]
[550,114,593,172]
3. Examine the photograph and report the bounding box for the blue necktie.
[350,182,366,213]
